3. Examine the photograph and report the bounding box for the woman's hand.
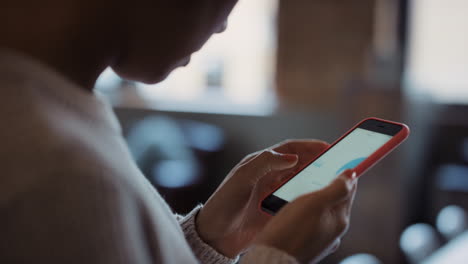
[196,140,330,258]
[254,171,358,263]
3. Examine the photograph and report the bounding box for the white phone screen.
[273,128,392,202]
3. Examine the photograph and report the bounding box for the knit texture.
[241,245,298,264]
[180,205,239,264]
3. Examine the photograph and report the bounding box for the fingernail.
[283,154,298,161]
[344,170,357,181]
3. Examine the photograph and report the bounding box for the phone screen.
[273,127,392,202]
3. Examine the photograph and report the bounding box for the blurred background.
[95,0,468,263]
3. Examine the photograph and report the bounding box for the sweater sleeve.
[2,172,158,264]
[178,207,298,264]
[178,205,239,264]
[240,245,298,264]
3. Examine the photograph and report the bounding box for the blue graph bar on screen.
[336,157,367,175]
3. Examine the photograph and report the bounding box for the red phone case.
[260,117,410,215]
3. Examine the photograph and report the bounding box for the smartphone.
[261,117,410,215]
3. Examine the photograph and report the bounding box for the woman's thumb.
[314,170,357,204]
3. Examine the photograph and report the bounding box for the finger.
[313,170,357,205]
[238,151,261,166]
[344,181,358,216]
[331,181,357,234]
[332,191,356,228]
[272,139,329,156]
[330,239,341,253]
[257,169,297,198]
[333,178,358,211]
[243,150,298,178]
[273,140,330,169]
[241,139,327,166]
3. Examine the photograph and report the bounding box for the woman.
[0,0,357,263]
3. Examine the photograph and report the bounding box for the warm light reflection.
[405,0,468,103]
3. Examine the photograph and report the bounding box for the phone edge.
[259,117,410,216]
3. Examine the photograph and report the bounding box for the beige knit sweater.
[0,50,297,264]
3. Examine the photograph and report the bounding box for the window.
[96,0,278,115]
[404,0,468,103]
